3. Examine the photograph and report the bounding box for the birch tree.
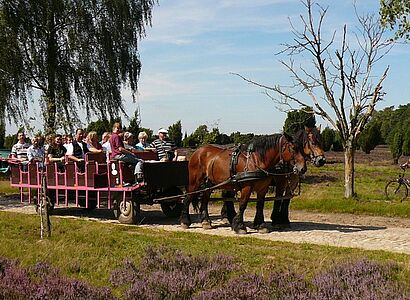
[0,0,156,134]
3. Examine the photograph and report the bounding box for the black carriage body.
[143,161,189,190]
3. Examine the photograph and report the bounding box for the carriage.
[3,128,325,232]
[5,151,189,224]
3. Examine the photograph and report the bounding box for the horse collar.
[279,134,286,164]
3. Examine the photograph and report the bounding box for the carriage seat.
[134,150,158,161]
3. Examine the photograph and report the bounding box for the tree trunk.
[40,171,51,238]
[45,9,57,134]
[344,145,355,198]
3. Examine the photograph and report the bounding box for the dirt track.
[1,197,409,255]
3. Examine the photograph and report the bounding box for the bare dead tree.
[234,0,393,198]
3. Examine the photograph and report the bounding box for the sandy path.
[1,197,409,255]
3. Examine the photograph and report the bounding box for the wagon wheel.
[385,180,408,202]
[117,198,140,224]
[160,187,183,218]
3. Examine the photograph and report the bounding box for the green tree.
[391,132,403,164]
[230,132,254,145]
[321,127,335,152]
[203,128,220,144]
[126,110,141,138]
[168,121,183,147]
[183,125,209,147]
[283,107,316,136]
[86,119,110,138]
[0,117,5,148]
[0,0,157,134]
[358,124,381,154]
[380,0,410,40]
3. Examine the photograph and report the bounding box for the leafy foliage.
[380,0,410,40]
[321,127,335,151]
[358,124,382,154]
[363,104,410,162]
[168,120,183,147]
[87,119,111,138]
[126,110,141,139]
[283,107,316,136]
[0,0,157,133]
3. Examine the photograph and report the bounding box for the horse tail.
[191,194,200,213]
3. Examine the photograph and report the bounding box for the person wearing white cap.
[150,128,177,161]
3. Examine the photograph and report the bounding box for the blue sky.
[133,0,410,135]
[7,0,410,136]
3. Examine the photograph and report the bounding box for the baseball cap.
[158,128,168,134]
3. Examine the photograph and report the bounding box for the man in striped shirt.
[150,128,177,161]
[11,131,30,162]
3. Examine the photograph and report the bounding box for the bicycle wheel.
[385,180,408,201]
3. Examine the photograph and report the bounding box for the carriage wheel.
[117,198,140,224]
[385,180,408,202]
[160,187,183,218]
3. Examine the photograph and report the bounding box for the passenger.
[47,134,67,172]
[27,135,45,168]
[44,133,54,155]
[65,128,89,172]
[150,128,177,161]
[123,132,141,154]
[86,131,103,153]
[100,132,110,145]
[110,123,144,182]
[63,134,73,150]
[135,131,150,151]
[11,131,30,162]
[101,132,111,153]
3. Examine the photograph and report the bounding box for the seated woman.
[110,124,144,182]
[47,134,67,172]
[86,131,103,153]
[135,131,150,151]
[123,132,142,155]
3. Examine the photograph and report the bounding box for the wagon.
[5,151,189,224]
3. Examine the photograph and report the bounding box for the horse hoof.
[234,228,247,234]
[257,226,270,234]
[271,224,281,231]
[280,223,291,229]
[180,223,190,229]
[221,218,230,224]
[201,222,212,230]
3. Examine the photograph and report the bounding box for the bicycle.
[385,165,409,202]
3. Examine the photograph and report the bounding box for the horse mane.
[293,127,322,151]
[249,134,291,160]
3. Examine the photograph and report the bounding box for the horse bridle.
[305,133,325,165]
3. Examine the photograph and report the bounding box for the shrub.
[0,257,115,300]
[110,245,238,300]
[312,259,407,300]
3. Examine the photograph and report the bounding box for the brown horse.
[180,133,307,234]
[271,126,326,228]
[221,126,326,228]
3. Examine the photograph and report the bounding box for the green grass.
[0,211,409,290]
[0,162,409,292]
[0,177,19,195]
[287,163,410,218]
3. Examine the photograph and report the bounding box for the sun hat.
[158,128,168,134]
